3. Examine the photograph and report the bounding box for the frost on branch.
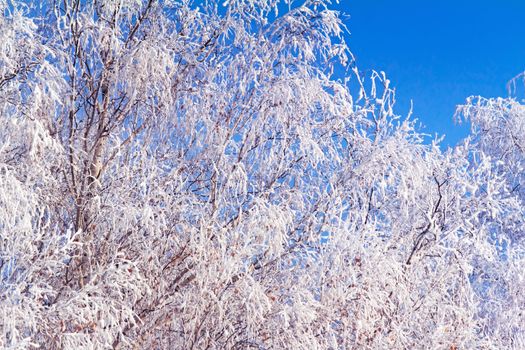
[0,0,524,349]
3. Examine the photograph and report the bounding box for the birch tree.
[0,0,524,349]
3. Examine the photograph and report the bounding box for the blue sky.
[336,0,525,147]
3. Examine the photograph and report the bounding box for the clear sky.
[336,0,525,147]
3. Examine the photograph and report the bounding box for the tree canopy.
[0,0,524,349]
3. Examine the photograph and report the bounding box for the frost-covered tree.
[0,0,524,349]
